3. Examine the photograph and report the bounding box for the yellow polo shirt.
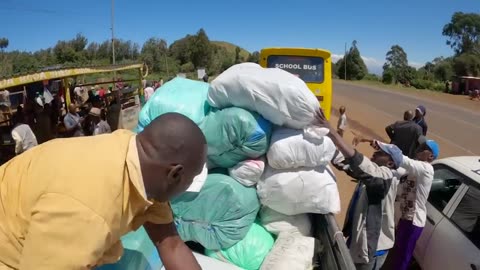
[0,130,173,270]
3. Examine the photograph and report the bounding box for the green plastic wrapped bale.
[199,107,272,168]
[171,174,260,250]
[97,226,163,270]
[205,223,275,270]
[136,78,211,133]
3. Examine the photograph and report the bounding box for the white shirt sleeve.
[400,155,434,181]
[11,129,23,154]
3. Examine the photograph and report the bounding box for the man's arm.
[385,123,395,140]
[144,222,201,270]
[20,194,111,270]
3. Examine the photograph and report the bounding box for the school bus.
[259,48,332,119]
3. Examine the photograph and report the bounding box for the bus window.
[266,55,324,83]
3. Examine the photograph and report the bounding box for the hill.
[212,41,250,61]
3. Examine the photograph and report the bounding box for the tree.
[443,12,480,55]
[0,38,8,51]
[190,28,213,68]
[336,40,368,80]
[141,38,168,73]
[383,45,410,84]
[234,46,241,64]
[453,53,480,77]
[247,51,260,63]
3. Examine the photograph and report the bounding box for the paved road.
[333,81,480,157]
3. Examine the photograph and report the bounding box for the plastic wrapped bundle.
[207,63,319,129]
[205,223,274,270]
[97,226,163,270]
[257,165,340,215]
[260,232,315,270]
[260,207,312,236]
[267,127,336,169]
[136,78,211,132]
[228,157,265,186]
[199,107,272,168]
[171,174,260,250]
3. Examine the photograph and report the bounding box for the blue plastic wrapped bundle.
[97,226,163,270]
[171,173,260,250]
[136,78,211,133]
[205,222,275,270]
[199,107,272,168]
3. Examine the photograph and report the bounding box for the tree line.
[0,28,259,79]
[334,12,480,91]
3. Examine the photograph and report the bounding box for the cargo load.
[207,63,319,129]
[171,173,260,250]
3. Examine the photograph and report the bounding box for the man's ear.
[167,164,184,184]
[387,160,395,169]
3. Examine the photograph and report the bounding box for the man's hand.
[314,109,334,131]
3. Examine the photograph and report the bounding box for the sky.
[0,0,479,74]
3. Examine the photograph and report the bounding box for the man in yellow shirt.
[0,113,207,270]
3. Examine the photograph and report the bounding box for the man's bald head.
[404,110,414,121]
[137,113,207,202]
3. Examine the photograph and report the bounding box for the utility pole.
[111,0,116,81]
[344,42,347,81]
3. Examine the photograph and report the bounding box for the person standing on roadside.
[356,135,439,270]
[144,82,155,102]
[337,106,348,137]
[64,104,84,137]
[315,109,402,270]
[413,105,428,136]
[385,110,422,158]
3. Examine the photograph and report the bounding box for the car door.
[414,164,464,266]
[423,182,480,270]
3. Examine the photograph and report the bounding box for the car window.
[451,185,480,249]
[428,164,463,212]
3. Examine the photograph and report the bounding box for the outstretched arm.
[144,222,201,270]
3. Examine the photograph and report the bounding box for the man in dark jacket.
[385,110,422,158]
[413,105,428,136]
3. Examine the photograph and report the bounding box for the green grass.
[335,79,443,93]
[211,41,250,61]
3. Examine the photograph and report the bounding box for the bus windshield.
[266,55,324,83]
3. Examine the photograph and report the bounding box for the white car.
[414,156,480,270]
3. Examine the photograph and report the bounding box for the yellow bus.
[259,48,332,119]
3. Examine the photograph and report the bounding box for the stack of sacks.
[205,222,275,270]
[171,173,260,250]
[257,128,341,215]
[136,77,272,169]
[199,107,272,168]
[208,63,319,129]
[136,77,211,132]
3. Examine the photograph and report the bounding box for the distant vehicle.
[414,156,480,270]
[259,47,333,120]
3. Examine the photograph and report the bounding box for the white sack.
[208,63,319,129]
[260,206,311,236]
[257,165,340,215]
[260,232,315,270]
[228,157,265,186]
[267,127,337,170]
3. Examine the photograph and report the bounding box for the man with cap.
[385,110,422,158]
[315,109,403,270]
[89,107,111,136]
[353,134,439,270]
[413,105,428,136]
[0,113,207,270]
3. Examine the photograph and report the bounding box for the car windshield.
[266,55,324,83]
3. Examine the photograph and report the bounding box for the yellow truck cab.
[259,48,332,120]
